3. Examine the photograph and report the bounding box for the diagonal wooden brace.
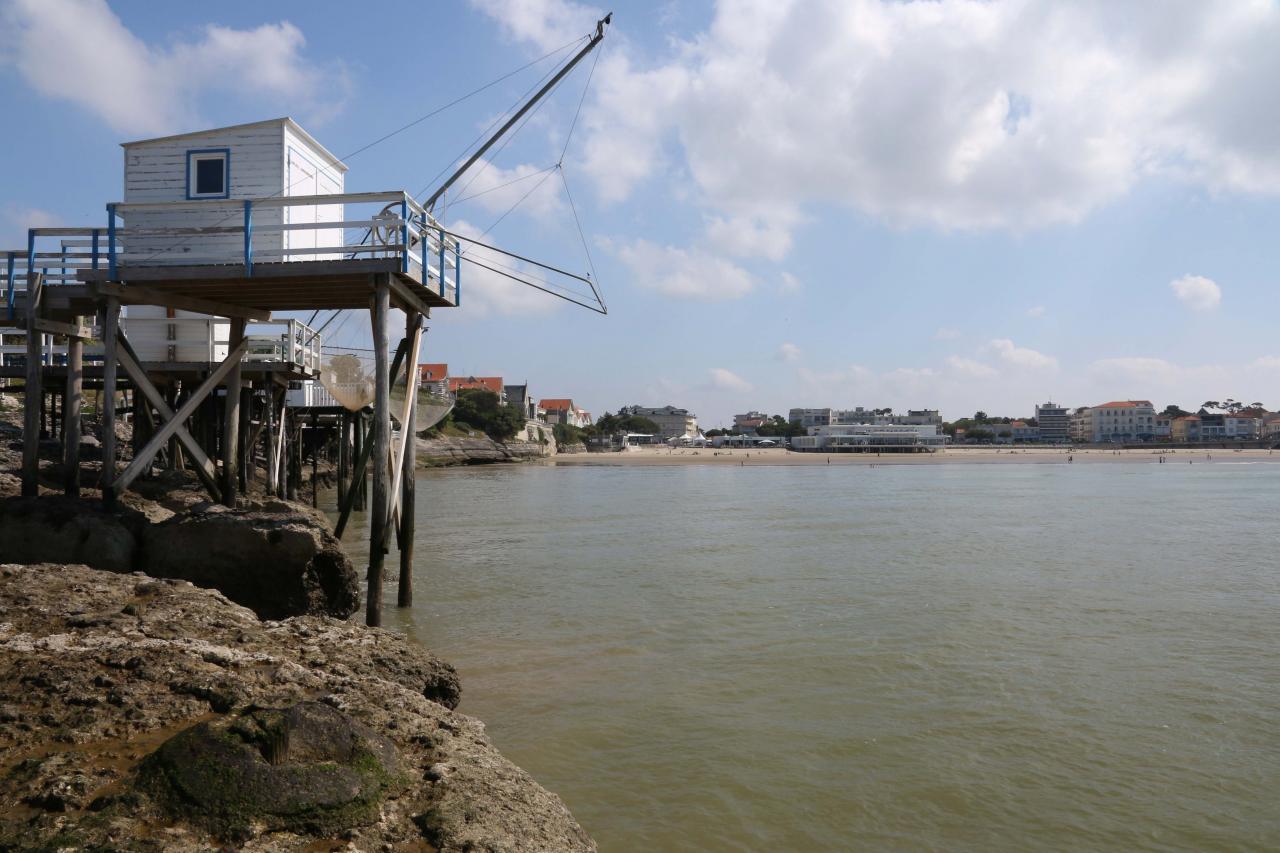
[109,334,249,500]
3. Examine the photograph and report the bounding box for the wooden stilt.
[21,274,45,497]
[265,387,277,495]
[337,412,349,509]
[238,386,251,494]
[367,277,391,627]
[222,318,246,507]
[398,312,422,607]
[63,322,84,497]
[352,413,365,511]
[100,296,120,508]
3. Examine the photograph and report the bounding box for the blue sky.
[3,0,1280,427]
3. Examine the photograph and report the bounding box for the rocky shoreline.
[0,394,597,851]
[0,563,594,851]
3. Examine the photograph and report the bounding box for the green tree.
[974,411,989,424]
[451,389,524,441]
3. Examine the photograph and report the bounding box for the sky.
[3,0,1280,428]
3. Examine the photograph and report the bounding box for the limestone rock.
[0,562,592,851]
[0,495,137,571]
[141,503,359,620]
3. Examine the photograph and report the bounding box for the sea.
[330,461,1280,852]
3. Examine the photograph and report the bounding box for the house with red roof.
[449,376,505,401]
[418,363,448,397]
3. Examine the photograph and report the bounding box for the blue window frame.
[186,148,231,199]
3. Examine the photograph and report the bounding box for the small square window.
[187,149,229,199]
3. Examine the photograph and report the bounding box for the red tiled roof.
[1095,400,1152,408]
[418,363,448,381]
[539,398,574,411]
[449,376,503,394]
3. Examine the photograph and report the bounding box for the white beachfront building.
[790,423,946,452]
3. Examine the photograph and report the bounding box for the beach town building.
[1264,414,1280,442]
[1008,420,1040,443]
[791,423,946,452]
[418,363,448,397]
[733,411,770,433]
[448,376,505,402]
[788,408,832,429]
[622,404,698,440]
[790,407,942,432]
[541,398,591,428]
[505,384,538,420]
[1035,402,1070,443]
[1079,400,1157,443]
[1174,413,1260,442]
[1069,407,1091,443]
[1154,412,1173,440]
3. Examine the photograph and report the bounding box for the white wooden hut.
[119,118,346,363]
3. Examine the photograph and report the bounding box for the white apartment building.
[791,423,946,452]
[1080,400,1157,443]
[623,405,699,440]
[788,408,833,428]
[1035,402,1070,443]
[791,407,942,431]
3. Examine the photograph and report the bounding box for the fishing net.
[319,353,375,412]
[391,369,453,433]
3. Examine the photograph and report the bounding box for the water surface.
[334,462,1280,851]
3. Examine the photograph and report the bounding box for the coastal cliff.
[414,434,550,467]
[0,562,596,851]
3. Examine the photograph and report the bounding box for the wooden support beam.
[386,327,421,544]
[109,336,248,500]
[222,318,247,507]
[24,317,94,339]
[99,296,120,508]
[63,320,83,497]
[113,339,222,502]
[22,274,44,497]
[398,312,423,608]
[384,273,433,319]
[367,276,391,627]
[92,281,271,322]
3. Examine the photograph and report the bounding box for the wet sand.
[551,446,1280,466]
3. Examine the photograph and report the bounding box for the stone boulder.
[0,563,594,851]
[142,501,359,620]
[0,495,137,571]
[141,701,403,838]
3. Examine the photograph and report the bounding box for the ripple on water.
[330,463,1280,852]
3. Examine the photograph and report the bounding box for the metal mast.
[424,13,611,212]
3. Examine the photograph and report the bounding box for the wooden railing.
[5,191,463,322]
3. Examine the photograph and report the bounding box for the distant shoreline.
[551,446,1280,466]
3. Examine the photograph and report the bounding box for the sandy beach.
[552,446,1280,466]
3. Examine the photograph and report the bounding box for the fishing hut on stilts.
[2,15,611,626]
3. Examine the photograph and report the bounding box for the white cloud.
[706,367,752,393]
[1027,305,1047,318]
[1169,274,1221,312]
[612,239,754,301]
[778,272,802,293]
[777,342,801,363]
[0,205,59,247]
[1252,356,1280,371]
[469,0,603,53]
[476,0,1280,235]
[987,338,1058,370]
[704,211,799,261]
[0,0,348,135]
[933,327,961,341]
[946,356,997,378]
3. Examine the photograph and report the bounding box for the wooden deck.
[77,258,450,314]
